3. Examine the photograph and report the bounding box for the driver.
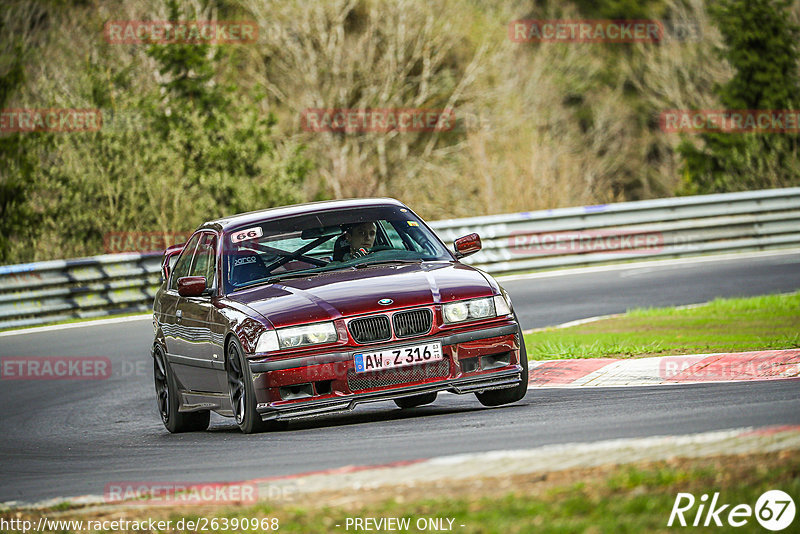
[342,221,377,260]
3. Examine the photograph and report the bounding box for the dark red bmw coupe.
[152,198,528,433]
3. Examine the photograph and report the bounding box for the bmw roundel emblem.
[378,298,393,305]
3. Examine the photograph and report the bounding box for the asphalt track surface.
[1,251,799,504]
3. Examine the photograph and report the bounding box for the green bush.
[678,0,800,194]
[0,0,310,262]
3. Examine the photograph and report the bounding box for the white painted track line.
[0,314,151,337]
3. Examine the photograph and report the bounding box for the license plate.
[353,342,443,373]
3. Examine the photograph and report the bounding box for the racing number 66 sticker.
[231,226,263,243]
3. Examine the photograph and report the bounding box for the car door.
[160,232,201,376]
[172,231,225,393]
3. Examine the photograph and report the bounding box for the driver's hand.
[352,247,369,258]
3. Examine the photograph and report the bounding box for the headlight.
[469,298,493,318]
[254,322,338,353]
[494,294,511,317]
[255,330,279,353]
[443,302,469,323]
[277,322,338,349]
[443,297,496,324]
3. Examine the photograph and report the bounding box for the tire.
[394,392,437,409]
[475,324,529,407]
[226,338,270,434]
[153,345,210,433]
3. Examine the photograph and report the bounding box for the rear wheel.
[394,392,437,409]
[227,338,270,434]
[475,326,528,407]
[153,345,210,433]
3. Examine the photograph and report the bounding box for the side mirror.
[162,243,185,281]
[454,233,482,259]
[177,276,207,297]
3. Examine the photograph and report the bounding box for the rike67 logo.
[668,490,795,530]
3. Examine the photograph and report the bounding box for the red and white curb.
[528,349,800,388]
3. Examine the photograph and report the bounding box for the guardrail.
[0,254,162,330]
[1,188,799,329]
[429,187,800,274]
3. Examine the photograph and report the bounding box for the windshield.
[223,205,452,293]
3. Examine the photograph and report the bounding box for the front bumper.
[257,368,521,420]
[250,323,523,421]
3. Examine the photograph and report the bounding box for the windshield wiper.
[265,265,358,284]
[353,259,423,268]
[233,271,313,291]
[234,265,361,290]
[265,272,318,284]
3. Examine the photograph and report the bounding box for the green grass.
[525,292,800,360]
[173,453,800,533]
[5,452,797,533]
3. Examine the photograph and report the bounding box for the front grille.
[393,309,433,338]
[347,359,450,391]
[348,315,391,343]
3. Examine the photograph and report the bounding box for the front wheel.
[153,345,210,433]
[475,327,528,407]
[227,338,270,434]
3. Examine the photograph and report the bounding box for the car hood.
[225,262,496,328]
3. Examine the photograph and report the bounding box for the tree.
[0,42,36,263]
[35,0,311,260]
[143,0,310,218]
[678,0,800,194]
